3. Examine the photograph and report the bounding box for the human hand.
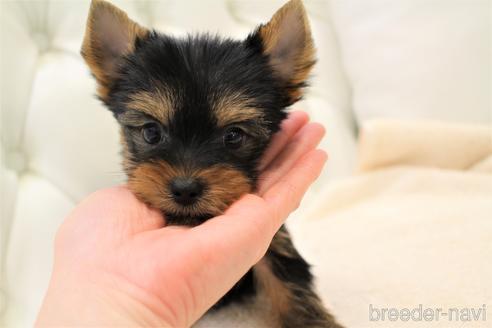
[36,111,327,327]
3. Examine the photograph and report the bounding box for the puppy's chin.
[161,194,242,226]
[164,211,213,226]
[161,198,234,226]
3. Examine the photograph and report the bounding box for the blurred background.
[1,0,490,327]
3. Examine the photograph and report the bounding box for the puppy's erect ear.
[81,0,148,99]
[249,0,315,103]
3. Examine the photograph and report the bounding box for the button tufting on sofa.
[31,31,51,53]
[4,150,27,174]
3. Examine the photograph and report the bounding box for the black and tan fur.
[81,0,342,326]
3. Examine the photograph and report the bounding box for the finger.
[264,149,327,225]
[258,111,309,171]
[258,123,325,194]
[191,194,275,263]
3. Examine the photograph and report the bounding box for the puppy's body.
[82,0,342,326]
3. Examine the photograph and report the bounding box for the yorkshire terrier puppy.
[81,0,341,326]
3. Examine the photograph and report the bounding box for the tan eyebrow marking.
[117,110,152,126]
[127,88,175,125]
[214,93,266,128]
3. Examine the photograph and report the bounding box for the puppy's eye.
[223,127,244,149]
[142,123,162,144]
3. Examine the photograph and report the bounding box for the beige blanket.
[294,119,492,328]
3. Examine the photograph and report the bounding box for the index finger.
[264,149,327,223]
[258,111,309,170]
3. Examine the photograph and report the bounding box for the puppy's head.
[81,0,315,225]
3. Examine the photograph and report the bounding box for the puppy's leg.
[254,226,343,328]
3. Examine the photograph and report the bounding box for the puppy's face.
[82,0,315,225]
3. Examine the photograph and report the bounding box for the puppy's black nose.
[170,177,204,206]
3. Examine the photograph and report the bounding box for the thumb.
[191,194,275,266]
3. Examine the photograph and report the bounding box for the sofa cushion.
[330,0,491,125]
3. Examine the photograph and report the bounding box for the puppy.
[81,0,342,326]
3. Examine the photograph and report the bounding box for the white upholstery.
[0,0,489,327]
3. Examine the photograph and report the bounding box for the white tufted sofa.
[1,0,490,327]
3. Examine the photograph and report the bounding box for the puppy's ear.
[248,0,315,104]
[81,0,148,99]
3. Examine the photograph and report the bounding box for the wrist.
[36,269,174,327]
